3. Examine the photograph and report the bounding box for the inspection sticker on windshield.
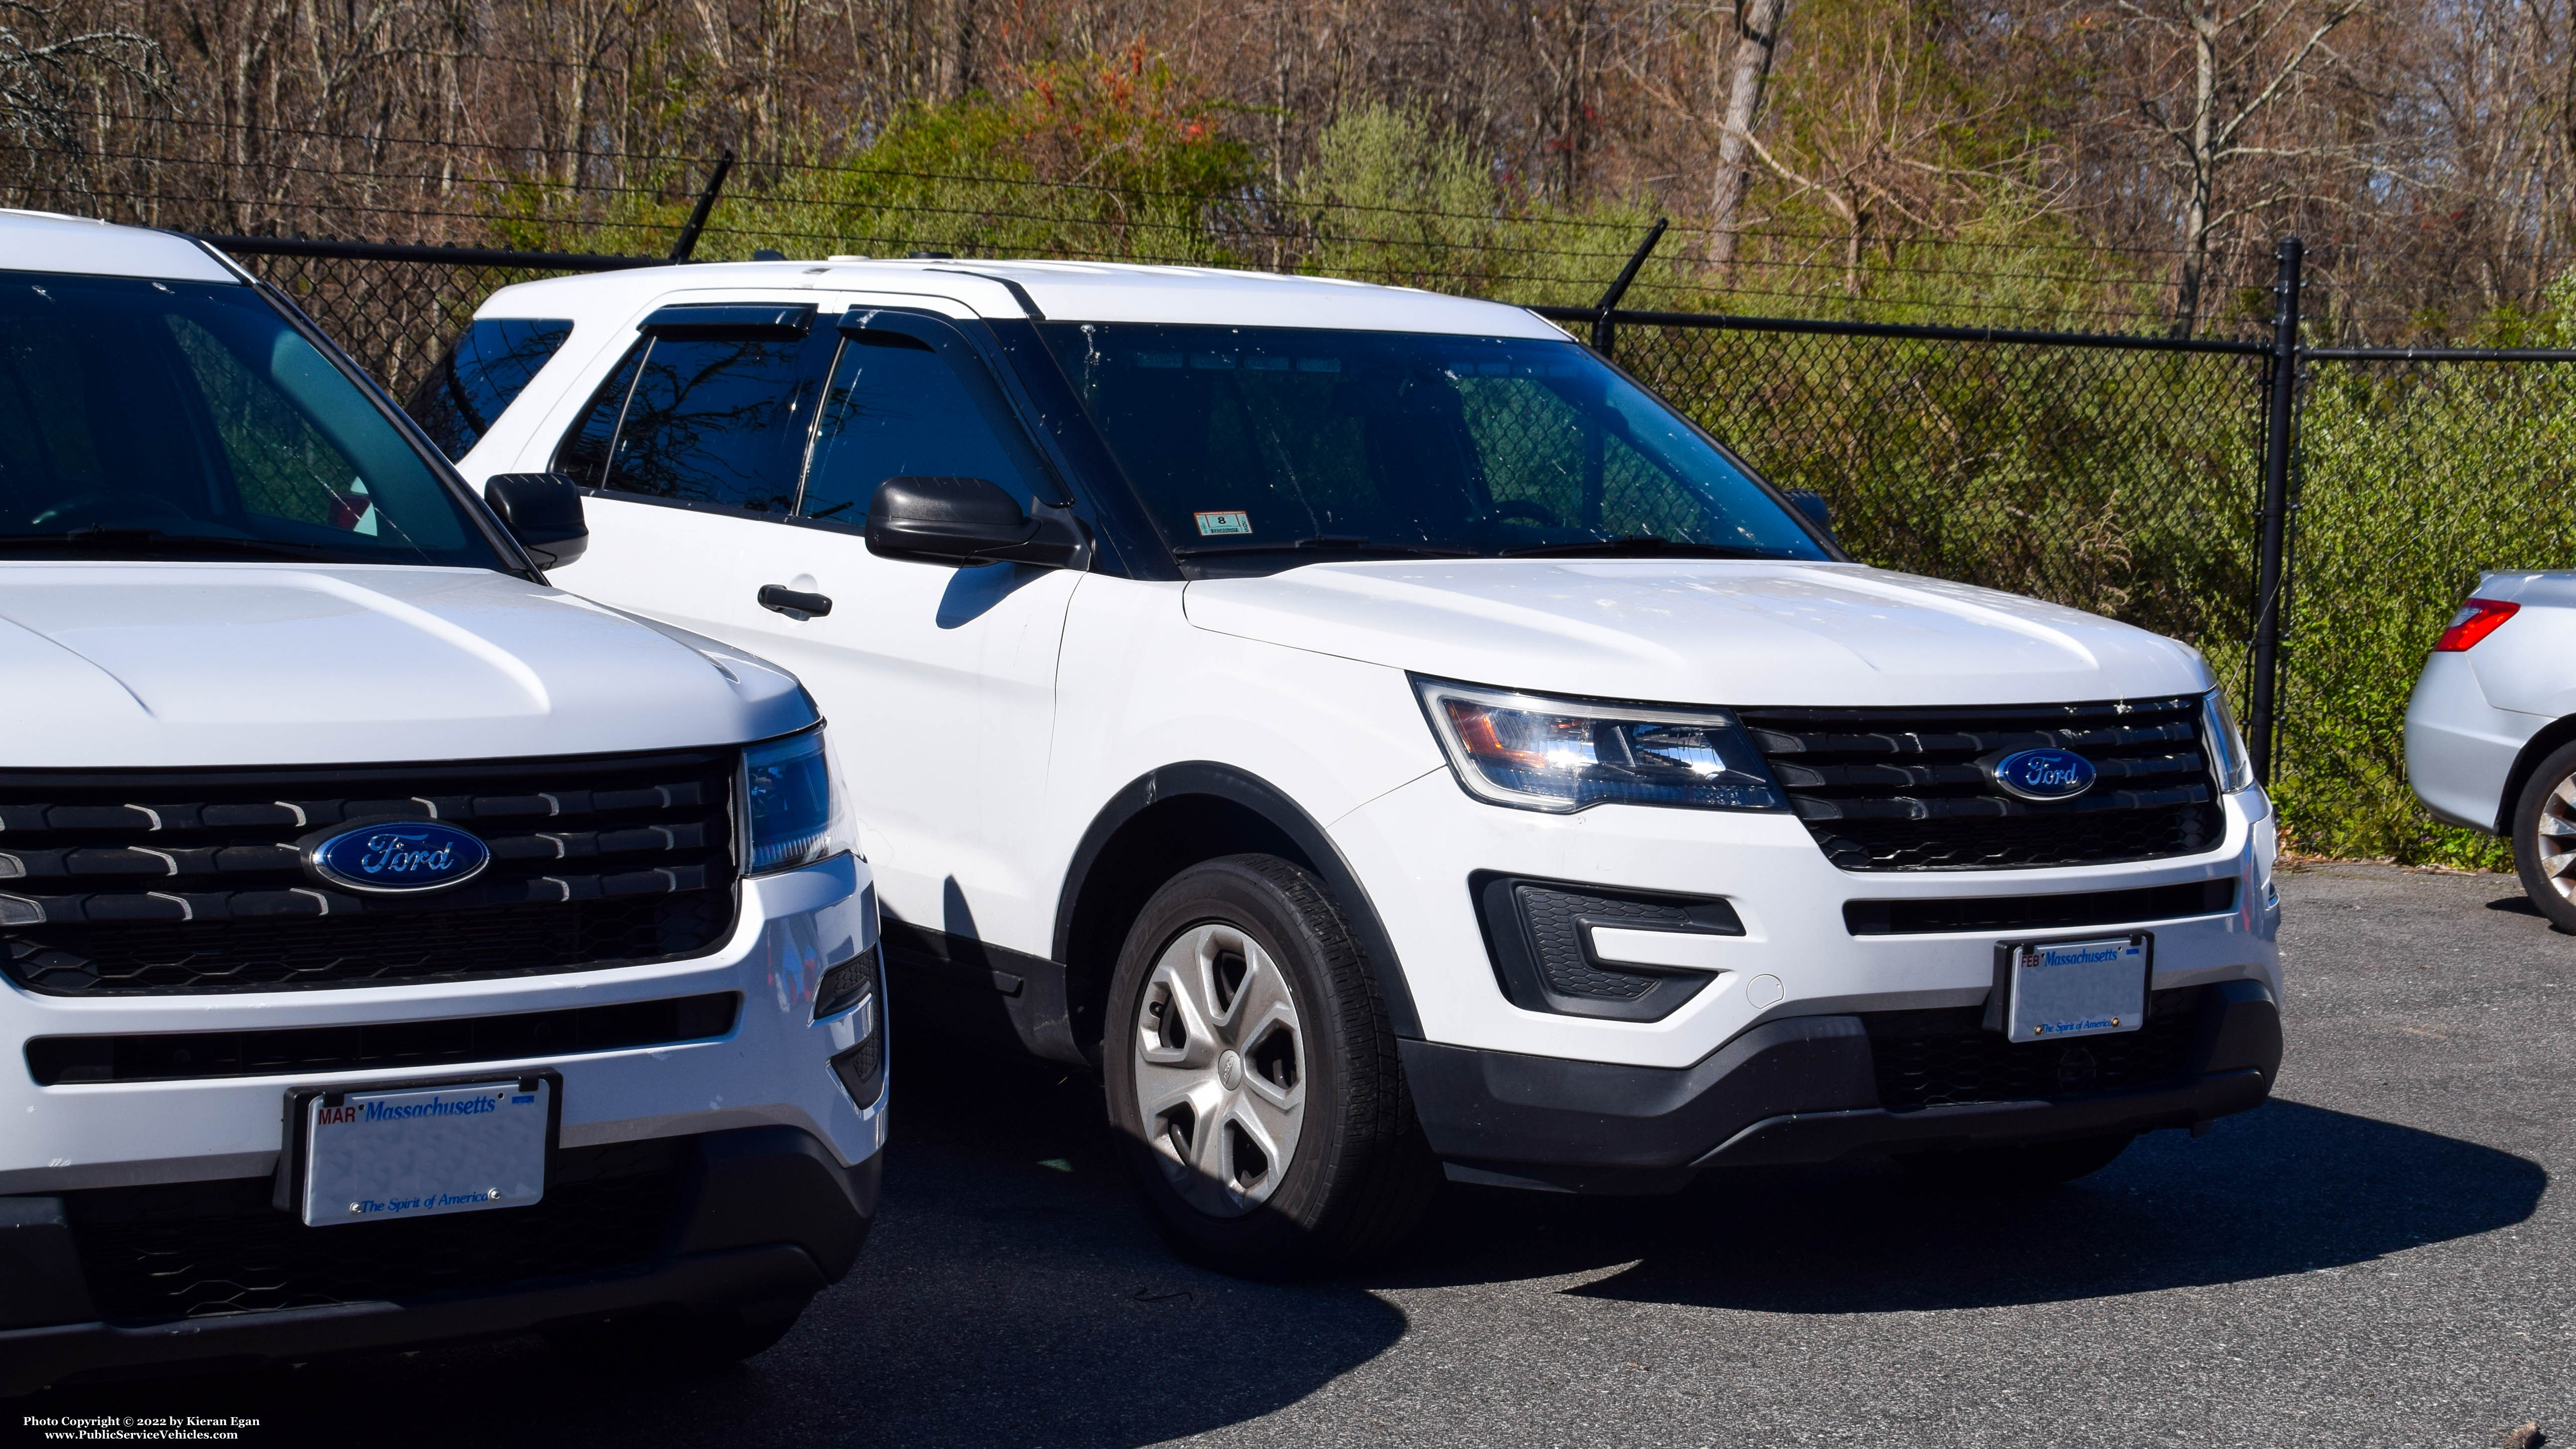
[298,1078,548,1227]
[2005,936,2147,1042]
[1194,510,1253,536]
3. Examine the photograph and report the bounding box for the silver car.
[2406,571,2576,927]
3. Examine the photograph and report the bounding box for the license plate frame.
[274,1070,560,1227]
[1985,933,2152,1043]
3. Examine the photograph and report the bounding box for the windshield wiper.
[1173,534,1476,559]
[0,527,354,563]
[1497,535,1766,560]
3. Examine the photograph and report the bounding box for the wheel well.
[2496,715,2576,836]
[1059,794,1312,1058]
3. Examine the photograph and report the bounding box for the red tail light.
[2434,598,2519,652]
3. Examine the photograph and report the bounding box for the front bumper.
[1,855,884,1196]
[0,1124,879,1395]
[1332,770,2282,1068]
[0,854,885,1391]
[1410,978,2281,1193]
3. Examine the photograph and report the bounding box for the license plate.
[2003,935,2147,1042]
[297,1078,550,1227]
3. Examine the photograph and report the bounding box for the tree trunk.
[1708,0,1786,273]
[2171,0,2221,338]
[932,0,971,100]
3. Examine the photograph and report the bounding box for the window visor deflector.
[637,302,816,340]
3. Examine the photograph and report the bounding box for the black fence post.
[668,149,735,264]
[2247,236,2304,786]
[1591,217,1668,358]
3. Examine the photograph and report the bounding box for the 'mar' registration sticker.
[1194,510,1253,536]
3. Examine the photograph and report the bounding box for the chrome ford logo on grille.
[1986,747,2097,802]
[306,821,491,894]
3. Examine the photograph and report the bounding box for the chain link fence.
[206,235,2576,866]
[2279,356,2576,861]
[213,239,663,400]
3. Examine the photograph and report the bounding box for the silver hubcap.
[1132,922,1307,1219]
[2539,772,2576,903]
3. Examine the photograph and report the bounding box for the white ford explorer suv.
[0,214,883,1392]
[440,256,2282,1276]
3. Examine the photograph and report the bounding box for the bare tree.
[1731,0,2057,290]
[2112,0,2364,334]
[0,0,159,203]
[1708,0,1784,268]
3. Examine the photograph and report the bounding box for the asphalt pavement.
[23,862,2575,1448]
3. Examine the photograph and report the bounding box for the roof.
[482,256,1572,340]
[0,210,241,284]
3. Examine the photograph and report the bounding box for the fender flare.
[1054,761,1424,1040]
[2496,714,2576,836]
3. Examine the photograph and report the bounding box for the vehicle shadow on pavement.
[20,1028,1406,1449]
[2486,893,2576,932]
[23,1056,2541,1445]
[1380,1097,2546,1313]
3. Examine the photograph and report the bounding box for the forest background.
[9,0,2576,336]
[4,0,2576,865]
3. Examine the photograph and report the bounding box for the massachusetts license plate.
[298,1078,549,1227]
[2004,936,2148,1042]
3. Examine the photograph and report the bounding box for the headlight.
[742,727,853,874]
[2200,689,2255,793]
[1412,677,1784,813]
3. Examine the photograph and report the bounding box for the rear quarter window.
[406,317,575,461]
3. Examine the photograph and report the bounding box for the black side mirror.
[1784,488,1834,536]
[484,473,590,570]
[864,476,1091,570]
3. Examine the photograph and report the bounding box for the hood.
[1182,559,2214,707]
[0,563,815,768]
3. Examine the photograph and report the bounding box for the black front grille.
[0,749,737,994]
[65,1138,685,1323]
[1739,696,2222,870]
[1866,986,2204,1110]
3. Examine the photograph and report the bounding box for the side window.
[797,325,1055,522]
[552,341,645,486]
[588,334,822,514]
[406,317,574,462]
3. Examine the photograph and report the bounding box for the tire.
[1897,1132,2135,1193]
[2512,740,2576,932]
[546,1300,805,1372]
[1102,854,1437,1279]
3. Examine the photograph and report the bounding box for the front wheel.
[1103,855,1436,1278]
[2512,740,2576,932]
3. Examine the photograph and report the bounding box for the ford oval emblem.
[306,821,491,894]
[1987,747,2098,802]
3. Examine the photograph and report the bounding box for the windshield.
[0,272,506,568]
[1037,323,1830,569]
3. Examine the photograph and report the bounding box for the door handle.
[757,585,833,617]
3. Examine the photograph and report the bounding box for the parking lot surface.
[26,862,2574,1448]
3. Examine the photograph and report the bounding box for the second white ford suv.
[438,258,2283,1275]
